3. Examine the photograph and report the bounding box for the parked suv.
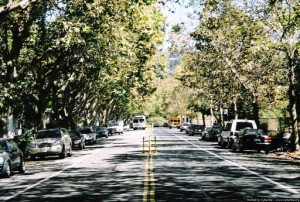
[30,128,72,159]
[218,119,257,149]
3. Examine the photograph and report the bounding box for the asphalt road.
[1,127,300,202]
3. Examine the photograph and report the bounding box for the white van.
[132,115,147,130]
[218,119,257,149]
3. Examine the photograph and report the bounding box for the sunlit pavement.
[1,128,300,202]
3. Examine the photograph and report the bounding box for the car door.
[7,140,20,170]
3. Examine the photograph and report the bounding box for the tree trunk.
[233,95,238,120]
[251,93,260,128]
[201,112,206,127]
[288,63,299,151]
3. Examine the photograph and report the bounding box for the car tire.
[19,158,26,174]
[2,161,11,178]
[232,144,236,152]
[79,143,83,150]
[59,147,66,159]
[265,148,269,155]
[67,146,72,157]
[221,139,226,148]
[238,144,243,152]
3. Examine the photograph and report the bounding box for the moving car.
[30,128,72,159]
[68,130,85,150]
[95,127,109,138]
[107,122,124,135]
[232,128,271,154]
[78,127,97,145]
[0,138,26,178]
[132,115,147,130]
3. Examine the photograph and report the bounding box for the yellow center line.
[143,126,156,202]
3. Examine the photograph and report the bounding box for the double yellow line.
[143,126,156,202]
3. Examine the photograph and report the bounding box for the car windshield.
[68,131,81,138]
[97,127,106,131]
[36,130,61,139]
[0,141,7,152]
[78,128,92,133]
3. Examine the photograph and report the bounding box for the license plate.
[254,138,260,142]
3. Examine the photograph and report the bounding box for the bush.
[14,129,35,158]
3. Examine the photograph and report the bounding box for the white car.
[30,128,72,159]
[218,119,257,149]
[78,127,97,145]
[107,123,124,135]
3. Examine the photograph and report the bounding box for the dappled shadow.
[1,130,300,201]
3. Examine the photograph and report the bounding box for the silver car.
[78,127,97,145]
[30,128,72,159]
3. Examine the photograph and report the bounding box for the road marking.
[166,129,300,195]
[143,155,155,202]
[3,143,115,201]
[143,126,156,202]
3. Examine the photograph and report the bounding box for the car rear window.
[236,122,254,131]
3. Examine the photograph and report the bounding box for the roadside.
[268,151,300,162]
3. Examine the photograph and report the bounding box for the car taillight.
[264,137,271,143]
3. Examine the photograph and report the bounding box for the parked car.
[218,119,257,149]
[269,132,291,152]
[78,127,97,145]
[180,122,191,132]
[187,124,205,136]
[30,128,72,159]
[162,122,168,127]
[123,124,130,130]
[202,126,212,140]
[232,128,271,154]
[207,125,222,141]
[95,127,109,138]
[0,138,26,178]
[68,130,85,150]
[152,122,160,127]
[107,122,124,135]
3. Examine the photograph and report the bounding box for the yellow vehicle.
[168,116,181,129]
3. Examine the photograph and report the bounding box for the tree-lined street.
[1,128,300,201]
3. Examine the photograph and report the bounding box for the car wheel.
[265,148,269,155]
[59,147,66,159]
[79,143,83,150]
[221,139,226,148]
[19,158,26,174]
[2,161,11,178]
[238,143,243,152]
[232,144,236,152]
[67,146,72,157]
